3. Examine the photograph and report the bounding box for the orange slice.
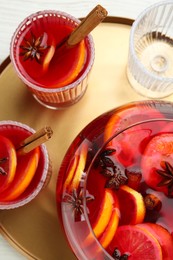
[0,147,40,201]
[109,128,152,168]
[138,223,173,260]
[92,189,114,238]
[63,154,79,191]
[117,185,146,225]
[64,141,88,192]
[104,105,163,143]
[0,135,17,193]
[108,225,162,259]
[71,141,88,190]
[85,189,117,246]
[50,40,86,88]
[99,202,119,248]
[43,43,56,72]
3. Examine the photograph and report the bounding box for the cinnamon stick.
[17,126,53,155]
[48,5,107,68]
[67,5,108,47]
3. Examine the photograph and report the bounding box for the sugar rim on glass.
[10,10,95,93]
[0,120,49,210]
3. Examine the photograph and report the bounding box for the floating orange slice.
[64,141,89,192]
[108,225,162,260]
[71,142,88,190]
[138,223,173,260]
[92,189,114,238]
[43,43,56,72]
[117,185,146,225]
[99,201,119,248]
[104,105,164,143]
[0,147,40,201]
[85,189,119,246]
[63,154,79,191]
[49,40,86,88]
[0,135,17,193]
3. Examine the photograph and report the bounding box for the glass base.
[126,67,173,99]
[33,89,87,110]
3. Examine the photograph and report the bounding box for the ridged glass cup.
[0,121,50,210]
[127,1,173,98]
[10,10,95,110]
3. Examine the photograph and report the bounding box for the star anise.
[97,148,127,190]
[63,188,94,222]
[105,172,127,189]
[99,148,116,168]
[156,161,173,196]
[112,248,130,259]
[20,32,49,63]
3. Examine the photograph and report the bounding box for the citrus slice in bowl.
[98,206,119,249]
[141,133,173,197]
[111,128,152,167]
[85,189,119,246]
[138,223,173,260]
[108,225,162,259]
[104,105,164,168]
[63,141,89,192]
[104,105,164,143]
[91,189,115,238]
[116,185,146,225]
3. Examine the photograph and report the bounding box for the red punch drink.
[57,100,173,259]
[10,11,95,109]
[0,121,49,209]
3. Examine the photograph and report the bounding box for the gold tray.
[1,16,171,260]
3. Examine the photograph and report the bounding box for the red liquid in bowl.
[57,101,173,259]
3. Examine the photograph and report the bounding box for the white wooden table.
[0,0,162,259]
